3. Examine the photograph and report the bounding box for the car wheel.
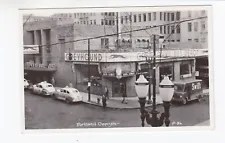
[182,98,188,105]
[66,98,72,104]
[52,94,57,100]
[197,95,202,102]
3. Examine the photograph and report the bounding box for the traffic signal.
[69,53,73,60]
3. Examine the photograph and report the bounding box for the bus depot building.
[23,20,207,98]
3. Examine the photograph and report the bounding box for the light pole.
[135,35,174,127]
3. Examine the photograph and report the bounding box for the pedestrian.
[51,77,55,86]
[104,86,109,99]
[68,82,73,88]
[102,94,107,108]
[121,92,128,104]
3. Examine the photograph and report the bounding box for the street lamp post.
[135,35,174,127]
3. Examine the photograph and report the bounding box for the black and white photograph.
[22,5,212,130]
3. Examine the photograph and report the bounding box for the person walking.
[51,77,55,86]
[102,94,107,108]
[104,86,109,99]
[121,83,127,104]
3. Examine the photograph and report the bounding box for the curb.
[82,101,163,110]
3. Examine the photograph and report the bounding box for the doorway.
[112,79,126,97]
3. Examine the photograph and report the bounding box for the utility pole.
[147,38,152,104]
[152,35,156,111]
[88,39,91,102]
[116,12,119,47]
[129,12,132,46]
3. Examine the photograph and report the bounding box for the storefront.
[64,51,198,97]
[24,62,57,84]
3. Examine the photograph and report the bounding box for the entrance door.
[112,79,126,97]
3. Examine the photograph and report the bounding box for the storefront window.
[180,63,190,75]
[159,65,173,81]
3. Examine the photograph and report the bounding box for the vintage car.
[52,86,83,104]
[24,78,29,89]
[172,79,204,105]
[31,81,55,96]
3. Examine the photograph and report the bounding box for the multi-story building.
[23,19,203,98]
[23,14,51,23]
[51,12,116,25]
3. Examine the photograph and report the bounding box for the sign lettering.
[25,62,56,69]
[192,82,201,90]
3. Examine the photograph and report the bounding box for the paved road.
[24,91,210,129]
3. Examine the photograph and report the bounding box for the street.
[24,91,210,129]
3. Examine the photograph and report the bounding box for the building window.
[171,40,175,42]
[109,20,112,25]
[171,13,175,21]
[164,25,166,34]
[112,20,115,25]
[177,39,180,42]
[180,63,190,75]
[188,23,192,32]
[153,12,156,20]
[167,25,170,34]
[121,16,123,24]
[201,21,206,31]
[83,21,86,24]
[201,10,206,16]
[167,13,170,21]
[195,38,199,42]
[194,22,198,31]
[177,25,180,33]
[171,25,175,33]
[164,12,166,21]
[125,16,128,23]
[112,13,114,16]
[160,65,173,81]
[105,20,108,25]
[94,20,96,24]
[91,20,93,24]
[176,12,180,20]
[160,12,162,20]
[160,26,162,34]
[129,15,132,22]
[148,13,151,21]
[109,13,111,16]
[188,39,192,42]
[134,15,137,22]
[188,11,191,17]
[105,12,107,16]
[101,38,109,49]
[139,14,141,22]
[143,13,146,21]
[101,19,104,25]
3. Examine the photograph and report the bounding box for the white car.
[24,79,29,89]
[52,86,83,103]
[32,81,55,96]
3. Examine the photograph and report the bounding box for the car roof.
[173,79,202,84]
[38,82,52,86]
[62,87,78,92]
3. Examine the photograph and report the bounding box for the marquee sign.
[24,45,39,55]
[65,49,208,63]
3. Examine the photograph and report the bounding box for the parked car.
[24,78,29,90]
[172,79,204,105]
[31,81,55,96]
[52,86,83,104]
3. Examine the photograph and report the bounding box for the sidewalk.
[56,87,209,109]
[80,92,163,109]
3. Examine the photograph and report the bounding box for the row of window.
[101,12,115,16]
[73,13,96,18]
[101,19,115,25]
[121,12,180,24]
[74,20,97,25]
[188,21,206,32]
[159,25,180,34]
